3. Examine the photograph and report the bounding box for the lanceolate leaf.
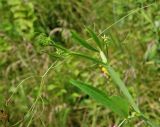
[70,79,129,117]
[71,31,98,52]
[105,65,140,113]
[87,28,102,50]
[70,52,103,65]
[51,42,70,53]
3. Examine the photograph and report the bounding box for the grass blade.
[70,51,103,64]
[87,28,102,50]
[105,65,140,113]
[51,42,70,53]
[71,31,98,52]
[70,79,129,117]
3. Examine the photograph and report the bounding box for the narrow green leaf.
[70,79,129,117]
[70,52,103,65]
[105,65,140,113]
[51,42,70,53]
[71,31,98,52]
[87,28,102,49]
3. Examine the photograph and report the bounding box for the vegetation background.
[0,0,159,127]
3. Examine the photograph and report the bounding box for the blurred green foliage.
[0,0,159,127]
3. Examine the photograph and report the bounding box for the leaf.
[70,79,129,117]
[70,52,103,65]
[105,65,140,113]
[71,31,98,52]
[110,96,129,117]
[87,28,102,49]
[51,42,70,53]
